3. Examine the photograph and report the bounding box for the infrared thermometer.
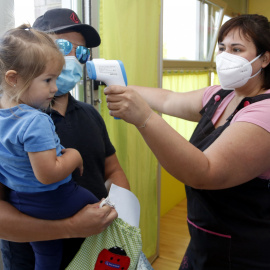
[86,59,128,87]
[86,59,128,119]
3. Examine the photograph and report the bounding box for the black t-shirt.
[49,93,115,200]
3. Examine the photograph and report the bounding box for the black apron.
[179,89,270,270]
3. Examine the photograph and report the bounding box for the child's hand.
[61,148,84,176]
[78,159,84,176]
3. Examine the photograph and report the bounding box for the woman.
[104,14,270,269]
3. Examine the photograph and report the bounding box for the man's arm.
[0,183,117,242]
[104,154,130,191]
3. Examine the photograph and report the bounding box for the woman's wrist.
[136,111,153,129]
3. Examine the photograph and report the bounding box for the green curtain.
[98,0,161,258]
[162,70,209,139]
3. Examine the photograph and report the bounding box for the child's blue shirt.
[0,104,71,193]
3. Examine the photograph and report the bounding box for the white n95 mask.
[216,52,262,90]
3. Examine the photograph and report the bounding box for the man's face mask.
[216,52,262,90]
[55,56,83,96]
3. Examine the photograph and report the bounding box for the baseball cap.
[33,8,101,48]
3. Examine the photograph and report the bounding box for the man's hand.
[64,202,118,238]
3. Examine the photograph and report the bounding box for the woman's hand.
[104,85,153,128]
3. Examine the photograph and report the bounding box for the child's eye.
[45,78,51,83]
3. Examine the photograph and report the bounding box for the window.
[213,14,231,62]
[163,0,227,70]
[163,0,198,61]
[13,0,78,27]
[14,0,35,27]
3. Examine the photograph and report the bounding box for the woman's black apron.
[179,89,270,270]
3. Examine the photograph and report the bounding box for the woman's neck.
[234,75,265,100]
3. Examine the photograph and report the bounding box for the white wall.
[0,0,15,36]
[0,0,11,262]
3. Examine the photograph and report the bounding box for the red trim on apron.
[187,218,231,239]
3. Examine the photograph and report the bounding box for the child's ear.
[5,70,18,87]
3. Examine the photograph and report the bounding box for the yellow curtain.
[212,71,220,85]
[162,70,209,137]
[160,71,209,216]
[99,0,161,258]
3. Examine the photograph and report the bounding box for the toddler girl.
[0,24,98,270]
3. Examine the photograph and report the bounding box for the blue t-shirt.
[0,104,71,192]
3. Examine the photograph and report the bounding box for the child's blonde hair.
[0,24,65,103]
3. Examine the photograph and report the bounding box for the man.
[0,8,129,270]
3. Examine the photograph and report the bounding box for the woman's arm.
[127,85,206,122]
[104,85,270,190]
[137,112,270,189]
[0,184,117,242]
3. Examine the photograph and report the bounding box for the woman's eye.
[233,48,241,52]
[218,47,225,52]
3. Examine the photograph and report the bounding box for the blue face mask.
[55,56,83,96]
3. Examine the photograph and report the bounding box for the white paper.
[108,184,140,228]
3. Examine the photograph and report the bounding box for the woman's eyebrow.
[231,43,245,47]
[218,42,245,47]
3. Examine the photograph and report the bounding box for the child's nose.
[52,83,58,93]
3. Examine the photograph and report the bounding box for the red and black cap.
[33,8,101,48]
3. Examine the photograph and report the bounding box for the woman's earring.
[13,84,16,87]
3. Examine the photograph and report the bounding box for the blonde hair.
[0,24,65,103]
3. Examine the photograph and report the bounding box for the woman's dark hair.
[218,14,270,90]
